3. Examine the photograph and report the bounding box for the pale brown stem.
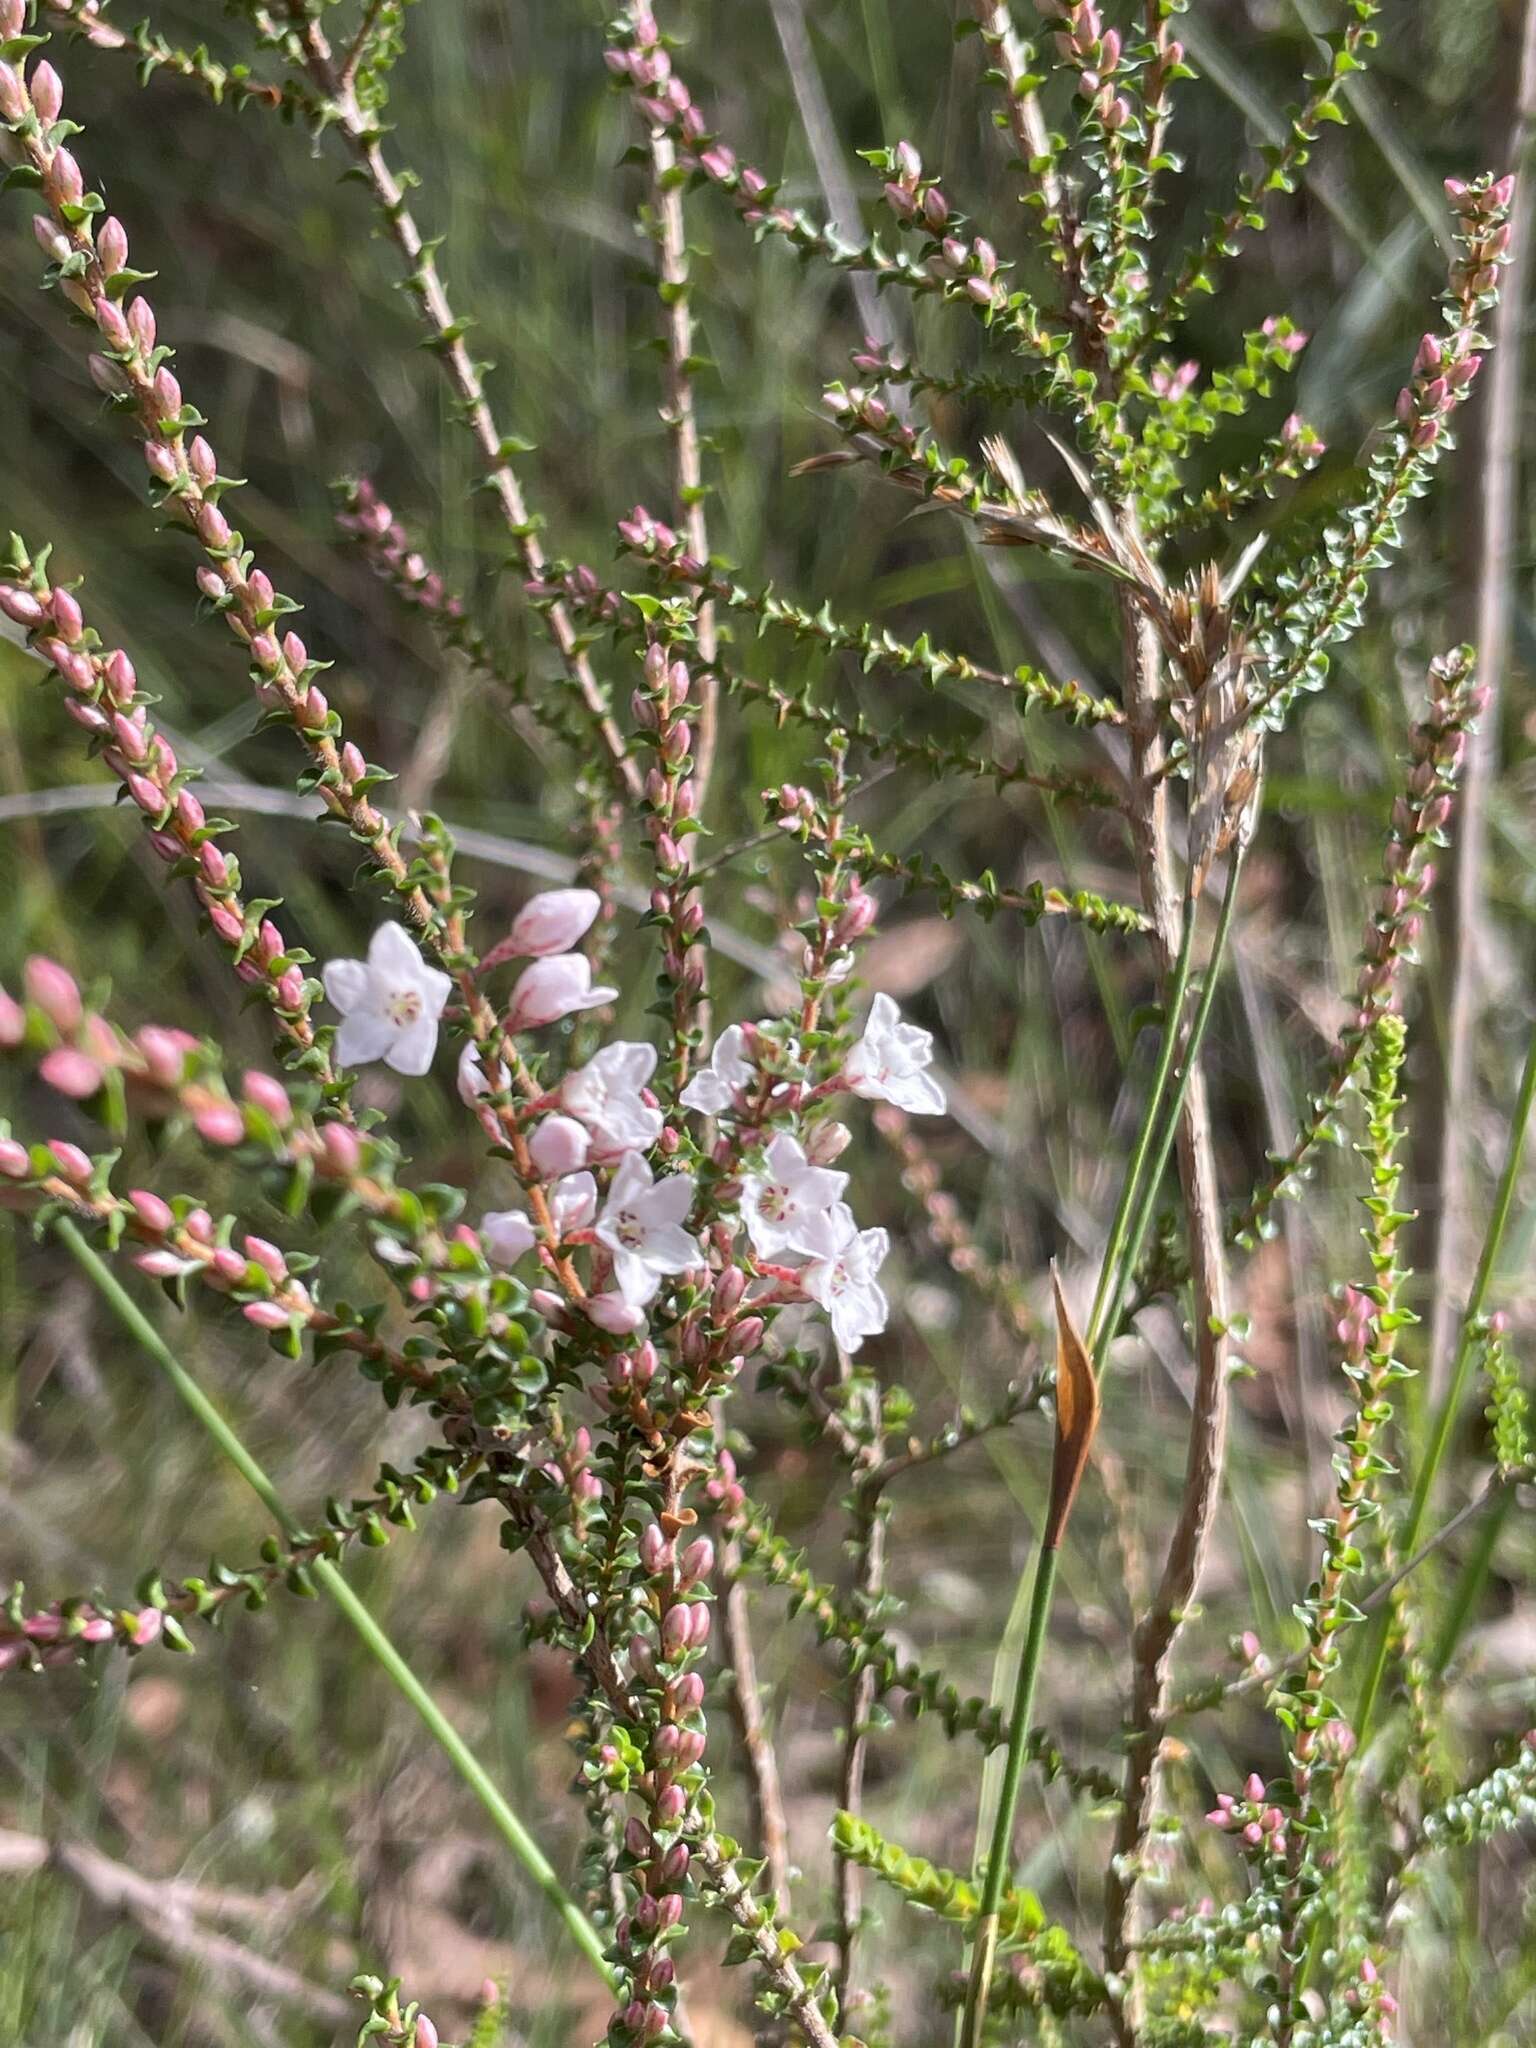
[718,1536,793,1917]
[642,97,719,802]
[1101,602,1231,2039]
[285,7,640,800]
[0,1828,349,2021]
[833,1489,886,2022]
[1423,0,1536,1402]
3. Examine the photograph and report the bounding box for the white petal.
[612,1251,662,1307]
[604,1150,653,1212]
[640,1171,696,1225]
[418,964,453,1019]
[335,1010,397,1067]
[369,920,423,981]
[680,1071,730,1114]
[763,1131,809,1178]
[895,1069,946,1116]
[386,1013,440,1076]
[865,991,901,1040]
[639,1222,702,1274]
[322,958,369,1014]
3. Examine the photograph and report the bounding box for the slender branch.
[53,1217,615,1991]
[273,4,640,799]
[1423,0,1536,1404]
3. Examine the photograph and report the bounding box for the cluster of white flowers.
[322,902,945,1352]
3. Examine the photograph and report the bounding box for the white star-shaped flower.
[323,922,451,1077]
[843,992,945,1115]
[561,1041,664,1159]
[741,1131,848,1258]
[799,1201,891,1353]
[679,1024,753,1115]
[595,1150,701,1306]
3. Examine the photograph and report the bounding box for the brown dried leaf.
[1045,1266,1101,1550]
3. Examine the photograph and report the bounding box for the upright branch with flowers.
[1,1,1533,2044]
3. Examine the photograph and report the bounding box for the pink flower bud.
[0,61,23,122]
[48,1140,94,1185]
[0,583,46,629]
[507,887,602,959]
[143,440,179,484]
[48,587,82,641]
[319,1122,362,1176]
[588,1292,645,1334]
[24,956,83,1034]
[30,61,63,123]
[340,740,367,783]
[243,1300,292,1331]
[194,1101,246,1147]
[641,1524,673,1574]
[679,1538,714,1587]
[196,503,232,550]
[40,1046,104,1098]
[49,151,84,209]
[529,1114,590,1177]
[90,215,129,279]
[0,1138,31,1179]
[506,953,616,1031]
[32,214,69,263]
[415,2021,439,2048]
[243,1235,288,1282]
[660,1604,692,1657]
[127,1188,173,1234]
[242,1071,292,1123]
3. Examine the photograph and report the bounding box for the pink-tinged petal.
[587,1290,646,1333]
[507,954,616,1030]
[483,1209,537,1266]
[457,1042,488,1103]
[321,958,370,1013]
[507,887,602,958]
[550,1171,597,1236]
[529,1115,590,1177]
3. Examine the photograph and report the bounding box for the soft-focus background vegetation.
[3,1,1536,2041]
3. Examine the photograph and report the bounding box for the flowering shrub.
[1,3,1534,2046]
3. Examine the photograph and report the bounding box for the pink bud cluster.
[337,478,465,624]
[1206,1774,1289,1860]
[0,560,322,1055]
[611,1505,717,2041]
[876,143,1008,310]
[2,51,422,920]
[1039,1,1130,129]
[616,505,706,589]
[633,638,708,1077]
[1352,650,1485,1039]
[0,1595,162,1676]
[604,13,1009,322]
